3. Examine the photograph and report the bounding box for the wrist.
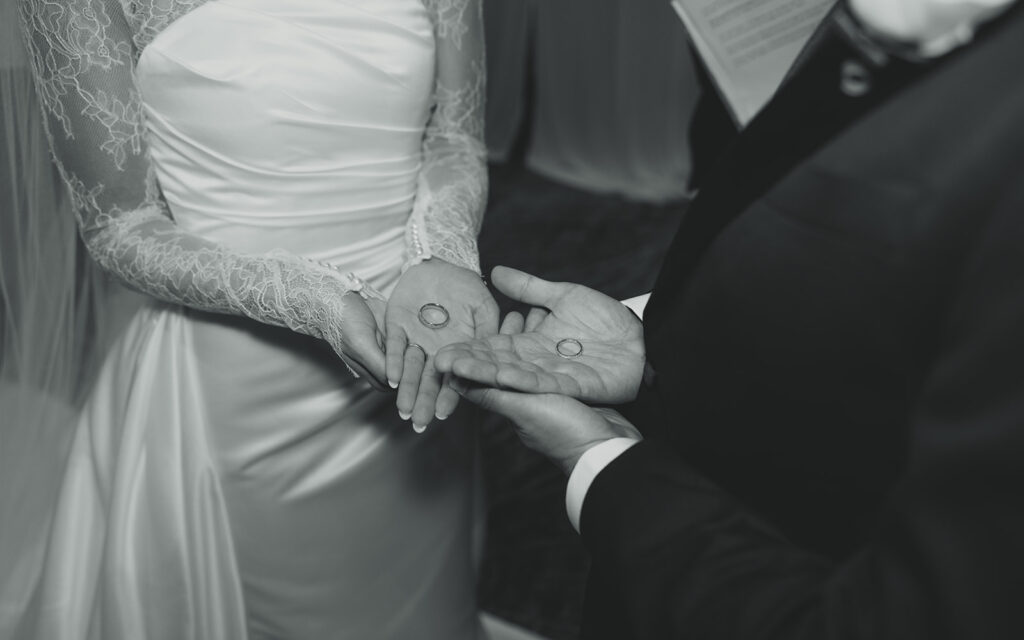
[430,245,482,276]
[402,257,483,281]
[557,434,625,476]
[558,447,593,477]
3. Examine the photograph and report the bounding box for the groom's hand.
[454,380,641,475]
[435,266,646,405]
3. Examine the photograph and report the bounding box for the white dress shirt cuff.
[565,438,641,533]
[621,292,651,320]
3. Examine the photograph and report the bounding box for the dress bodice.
[20,0,486,385]
[137,0,435,271]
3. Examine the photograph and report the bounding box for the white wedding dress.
[8,0,488,638]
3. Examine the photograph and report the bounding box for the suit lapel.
[643,11,929,340]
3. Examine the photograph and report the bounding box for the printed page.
[672,0,835,125]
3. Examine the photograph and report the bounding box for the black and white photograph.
[1,0,1022,638]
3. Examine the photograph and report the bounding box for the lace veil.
[0,1,141,629]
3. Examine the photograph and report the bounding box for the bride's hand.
[330,292,388,391]
[385,259,499,431]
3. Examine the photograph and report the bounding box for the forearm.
[408,0,487,273]
[83,205,378,348]
[405,142,488,273]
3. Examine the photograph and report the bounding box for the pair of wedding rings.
[417,302,583,359]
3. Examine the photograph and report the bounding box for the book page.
[672,0,835,126]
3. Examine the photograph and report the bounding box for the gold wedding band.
[556,338,584,359]
[418,303,450,329]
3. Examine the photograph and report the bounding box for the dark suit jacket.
[579,3,1024,638]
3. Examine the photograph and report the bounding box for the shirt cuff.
[621,293,652,320]
[565,438,641,533]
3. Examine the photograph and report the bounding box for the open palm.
[435,267,645,404]
[384,259,499,429]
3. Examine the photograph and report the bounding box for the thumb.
[343,322,388,387]
[340,353,388,391]
[490,266,568,310]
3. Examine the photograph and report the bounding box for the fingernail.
[389,379,398,389]
[399,410,411,421]
[412,423,427,434]
[435,412,449,421]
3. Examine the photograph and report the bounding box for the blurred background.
[457,2,701,637]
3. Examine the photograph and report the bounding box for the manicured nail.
[389,379,398,389]
[435,412,449,421]
[399,410,411,421]
[412,423,427,434]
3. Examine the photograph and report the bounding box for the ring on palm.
[418,303,450,329]
[556,338,584,359]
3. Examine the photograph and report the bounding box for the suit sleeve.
[579,172,1024,639]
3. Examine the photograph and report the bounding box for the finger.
[499,311,525,335]
[449,375,470,396]
[490,266,566,309]
[385,321,408,389]
[450,358,512,390]
[367,297,387,330]
[344,328,388,388]
[457,386,604,465]
[397,343,427,420]
[435,337,503,374]
[434,343,469,373]
[457,386,532,426]
[473,295,501,338]
[411,358,443,431]
[524,307,549,332]
[493,365,546,393]
[435,372,461,420]
[339,353,388,391]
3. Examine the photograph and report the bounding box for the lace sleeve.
[405,0,488,274]
[19,0,382,361]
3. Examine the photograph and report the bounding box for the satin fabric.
[15,1,485,638]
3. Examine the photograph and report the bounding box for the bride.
[8,0,495,638]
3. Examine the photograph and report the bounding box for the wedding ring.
[407,343,428,359]
[418,303,450,329]
[556,338,584,359]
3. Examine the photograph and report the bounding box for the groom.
[437,1,1024,638]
